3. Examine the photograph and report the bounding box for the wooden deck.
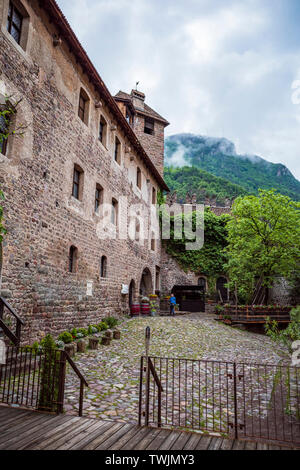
[0,406,294,450]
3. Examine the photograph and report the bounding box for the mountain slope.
[165,134,300,201]
[164,166,248,204]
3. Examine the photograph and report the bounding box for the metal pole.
[233,362,238,440]
[145,327,151,426]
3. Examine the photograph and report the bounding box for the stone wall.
[160,248,199,294]
[0,0,163,343]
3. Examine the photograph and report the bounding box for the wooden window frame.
[72,165,83,200]
[99,116,107,146]
[7,1,23,45]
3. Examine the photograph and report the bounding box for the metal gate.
[138,356,300,446]
[0,346,88,415]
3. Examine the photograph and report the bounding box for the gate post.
[138,356,144,426]
[233,362,238,440]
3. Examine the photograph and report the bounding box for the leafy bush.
[104,317,118,328]
[58,331,73,344]
[265,306,300,352]
[55,340,65,349]
[70,328,77,339]
[38,334,60,412]
[77,328,88,337]
[215,304,224,315]
[88,325,98,335]
[97,321,109,331]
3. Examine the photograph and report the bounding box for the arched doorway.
[198,277,206,291]
[129,279,136,307]
[140,268,153,296]
[216,277,228,302]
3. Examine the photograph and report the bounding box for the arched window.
[78,88,90,125]
[136,167,141,189]
[69,245,78,273]
[100,256,107,278]
[198,277,206,290]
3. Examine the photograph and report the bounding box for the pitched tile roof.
[114,91,170,125]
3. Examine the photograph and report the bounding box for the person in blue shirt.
[170,293,177,316]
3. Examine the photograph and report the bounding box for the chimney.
[131,89,145,110]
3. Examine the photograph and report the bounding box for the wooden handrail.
[0,317,18,345]
[64,352,89,387]
[0,297,25,325]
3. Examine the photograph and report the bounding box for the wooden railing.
[0,297,25,346]
[64,352,89,417]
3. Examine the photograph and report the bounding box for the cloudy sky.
[57,0,300,179]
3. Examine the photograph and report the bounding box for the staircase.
[0,297,24,347]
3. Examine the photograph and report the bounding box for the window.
[114,136,121,164]
[100,256,107,278]
[135,220,140,241]
[155,266,161,292]
[152,187,156,205]
[0,111,8,156]
[95,184,103,213]
[111,199,118,225]
[136,167,141,189]
[126,107,134,126]
[198,277,206,290]
[7,2,23,45]
[72,165,83,200]
[78,89,89,124]
[144,117,154,135]
[69,245,78,273]
[99,116,107,146]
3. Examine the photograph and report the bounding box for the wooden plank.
[83,422,125,450]
[24,416,82,450]
[35,418,91,450]
[96,423,133,450]
[220,438,234,450]
[53,419,105,450]
[0,413,54,448]
[195,436,212,450]
[183,433,203,450]
[208,437,223,450]
[0,409,32,429]
[108,425,141,450]
[146,429,174,450]
[170,432,191,450]
[134,428,162,450]
[73,421,119,450]
[119,426,153,450]
[4,415,70,450]
[158,431,181,450]
[232,440,246,450]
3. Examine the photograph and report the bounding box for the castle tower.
[114,90,169,177]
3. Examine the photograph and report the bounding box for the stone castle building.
[0,0,232,342]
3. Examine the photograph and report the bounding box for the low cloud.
[57,0,300,180]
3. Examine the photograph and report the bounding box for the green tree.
[164,208,230,278]
[226,190,300,303]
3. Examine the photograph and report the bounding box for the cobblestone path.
[64,314,291,424]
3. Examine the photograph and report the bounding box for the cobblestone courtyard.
[64,315,291,424]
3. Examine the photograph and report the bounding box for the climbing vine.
[163,208,230,281]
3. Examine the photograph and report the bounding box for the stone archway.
[139,268,153,296]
